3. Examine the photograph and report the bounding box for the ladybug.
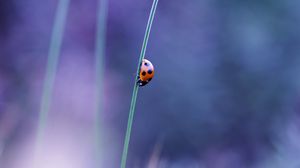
[137,59,154,87]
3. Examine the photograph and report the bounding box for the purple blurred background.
[1,0,300,167]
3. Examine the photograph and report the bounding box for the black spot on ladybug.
[142,71,146,76]
[148,78,152,81]
[144,62,149,66]
[147,70,153,74]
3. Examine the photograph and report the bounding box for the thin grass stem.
[36,0,70,153]
[120,0,159,167]
[95,0,108,166]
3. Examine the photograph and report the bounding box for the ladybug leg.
[137,78,141,84]
[136,76,142,86]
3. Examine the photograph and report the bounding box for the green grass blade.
[36,0,70,152]
[95,0,108,166]
[120,0,159,167]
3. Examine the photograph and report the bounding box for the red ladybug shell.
[137,59,154,86]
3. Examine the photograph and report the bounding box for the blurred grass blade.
[120,0,159,167]
[95,0,108,166]
[36,0,70,151]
